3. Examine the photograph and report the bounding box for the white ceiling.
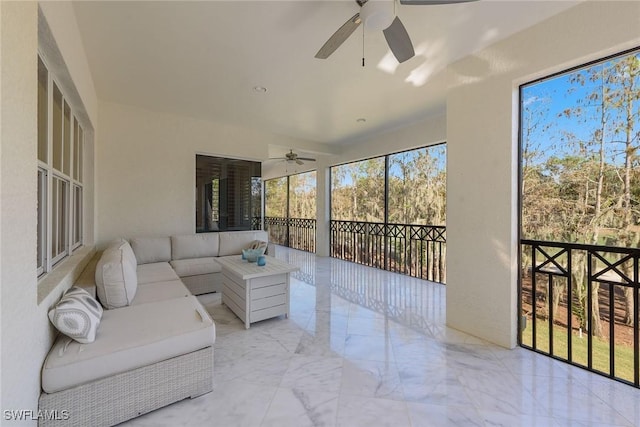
[73,0,580,148]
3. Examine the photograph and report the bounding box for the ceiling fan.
[315,0,478,64]
[270,150,316,165]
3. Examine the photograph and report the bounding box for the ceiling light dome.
[360,0,395,31]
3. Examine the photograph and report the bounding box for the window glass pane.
[37,169,46,273]
[265,177,287,218]
[289,171,316,219]
[58,180,68,257]
[51,177,68,263]
[73,117,79,180]
[73,185,82,247]
[63,102,71,176]
[52,83,63,172]
[331,158,385,222]
[78,126,84,183]
[195,155,261,232]
[520,50,640,245]
[251,177,261,225]
[388,146,446,225]
[51,179,59,258]
[37,57,48,163]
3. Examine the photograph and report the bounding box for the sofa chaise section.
[39,238,216,427]
[41,295,214,394]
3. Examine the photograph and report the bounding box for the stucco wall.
[96,101,314,246]
[1,3,40,418]
[0,2,97,423]
[446,0,640,348]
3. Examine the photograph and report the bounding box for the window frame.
[37,53,85,277]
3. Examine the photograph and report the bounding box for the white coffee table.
[217,255,299,329]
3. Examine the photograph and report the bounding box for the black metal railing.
[251,216,262,230]
[264,216,316,253]
[520,239,640,388]
[330,220,446,284]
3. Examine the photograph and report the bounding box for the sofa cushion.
[131,280,191,305]
[171,234,219,260]
[218,230,269,257]
[48,287,103,344]
[95,240,138,309]
[41,296,215,393]
[170,257,221,277]
[137,262,180,285]
[130,237,171,265]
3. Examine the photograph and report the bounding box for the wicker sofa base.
[38,346,213,427]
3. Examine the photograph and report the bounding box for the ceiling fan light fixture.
[360,1,395,31]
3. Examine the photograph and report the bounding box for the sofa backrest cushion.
[95,239,138,309]
[218,230,269,257]
[171,233,219,260]
[130,237,171,265]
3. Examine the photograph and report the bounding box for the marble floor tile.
[118,246,640,427]
[407,402,484,427]
[340,358,404,400]
[280,355,344,393]
[295,331,346,357]
[261,388,338,427]
[343,333,396,362]
[336,395,411,427]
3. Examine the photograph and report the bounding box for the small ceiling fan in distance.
[270,150,316,166]
[315,0,478,64]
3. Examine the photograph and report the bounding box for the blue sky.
[521,51,639,166]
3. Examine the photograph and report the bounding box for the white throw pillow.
[48,287,103,344]
[95,240,138,309]
[246,240,268,252]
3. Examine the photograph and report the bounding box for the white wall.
[96,101,314,245]
[38,1,98,127]
[446,0,640,348]
[0,3,39,417]
[0,2,97,423]
[337,113,447,165]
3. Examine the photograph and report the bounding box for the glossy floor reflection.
[123,246,640,427]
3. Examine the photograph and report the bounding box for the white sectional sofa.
[38,230,269,427]
[133,230,270,295]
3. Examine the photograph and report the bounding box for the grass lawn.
[521,319,636,383]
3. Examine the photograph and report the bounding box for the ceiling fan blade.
[383,17,415,63]
[399,0,477,4]
[296,159,304,165]
[297,157,316,162]
[315,13,362,59]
